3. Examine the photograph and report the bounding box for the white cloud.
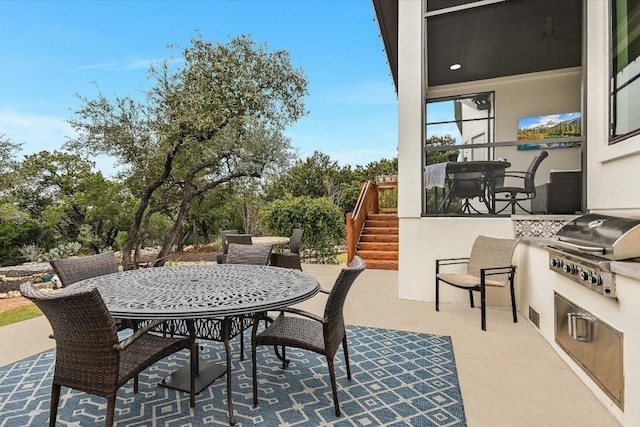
[78,56,182,71]
[0,109,121,177]
[0,109,75,153]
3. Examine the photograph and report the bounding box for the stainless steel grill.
[546,213,640,298]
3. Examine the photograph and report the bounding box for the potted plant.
[446,149,459,162]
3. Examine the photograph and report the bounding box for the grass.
[0,304,42,327]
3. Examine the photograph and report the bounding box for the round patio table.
[69,264,320,425]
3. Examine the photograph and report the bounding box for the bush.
[0,221,43,267]
[39,242,82,262]
[19,244,43,262]
[260,196,345,264]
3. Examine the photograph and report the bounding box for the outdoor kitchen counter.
[516,236,640,281]
[611,260,640,281]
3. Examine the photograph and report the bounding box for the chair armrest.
[436,257,470,274]
[436,257,470,266]
[278,307,325,323]
[480,265,517,280]
[114,319,168,350]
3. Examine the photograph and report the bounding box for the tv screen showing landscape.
[517,112,581,150]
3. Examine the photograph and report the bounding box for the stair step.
[358,242,399,252]
[366,214,398,222]
[359,259,398,270]
[365,220,400,228]
[359,234,398,243]
[356,250,398,260]
[363,227,399,235]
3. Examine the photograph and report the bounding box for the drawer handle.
[568,312,595,342]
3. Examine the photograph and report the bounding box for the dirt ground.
[0,297,32,313]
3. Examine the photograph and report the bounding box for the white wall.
[398,15,583,306]
[585,0,640,217]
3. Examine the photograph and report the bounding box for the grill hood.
[549,214,640,260]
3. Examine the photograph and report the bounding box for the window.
[424,92,495,214]
[611,0,640,141]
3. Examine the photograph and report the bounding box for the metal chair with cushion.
[216,229,238,264]
[443,172,490,214]
[20,282,195,427]
[435,236,519,331]
[270,228,304,270]
[494,150,549,214]
[251,256,366,417]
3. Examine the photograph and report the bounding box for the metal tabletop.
[69,264,320,320]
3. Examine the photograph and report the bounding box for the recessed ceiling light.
[450,63,462,70]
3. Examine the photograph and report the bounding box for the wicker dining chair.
[225,242,272,265]
[251,255,366,417]
[270,228,304,270]
[49,252,129,332]
[50,252,119,287]
[225,242,273,360]
[20,282,196,427]
[435,235,519,331]
[216,229,238,264]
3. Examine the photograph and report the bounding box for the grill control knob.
[550,258,564,268]
[579,271,590,281]
[590,274,602,285]
[563,264,577,274]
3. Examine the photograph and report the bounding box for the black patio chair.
[251,255,366,417]
[435,235,519,331]
[494,150,549,214]
[270,228,304,270]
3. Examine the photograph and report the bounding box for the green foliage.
[39,242,82,262]
[0,221,44,267]
[67,33,308,268]
[260,196,345,264]
[19,244,43,262]
[266,152,399,216]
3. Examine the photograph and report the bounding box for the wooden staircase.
[355,213,398,270]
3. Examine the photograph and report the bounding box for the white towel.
[425,162,448,189]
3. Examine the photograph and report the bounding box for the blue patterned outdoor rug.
[0,325,466,426]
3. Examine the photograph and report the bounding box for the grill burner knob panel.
[550,258,564,268]
[547,248,616,299]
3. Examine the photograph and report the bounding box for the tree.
[0,135,23,200]
[12,150,129,252]
[260,196,344,264]
[67,34,309,268]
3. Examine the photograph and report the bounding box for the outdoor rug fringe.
[0,325,466,426]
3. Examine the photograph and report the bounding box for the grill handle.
[548,239,605,255]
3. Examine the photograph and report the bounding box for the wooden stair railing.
[346,179,398,269]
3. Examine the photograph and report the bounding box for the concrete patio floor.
[0,263,621,426]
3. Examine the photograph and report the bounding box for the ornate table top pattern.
[69,264,319,319]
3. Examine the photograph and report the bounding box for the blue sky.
[0,0,398,175]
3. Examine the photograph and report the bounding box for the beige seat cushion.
[437,272,506,288]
